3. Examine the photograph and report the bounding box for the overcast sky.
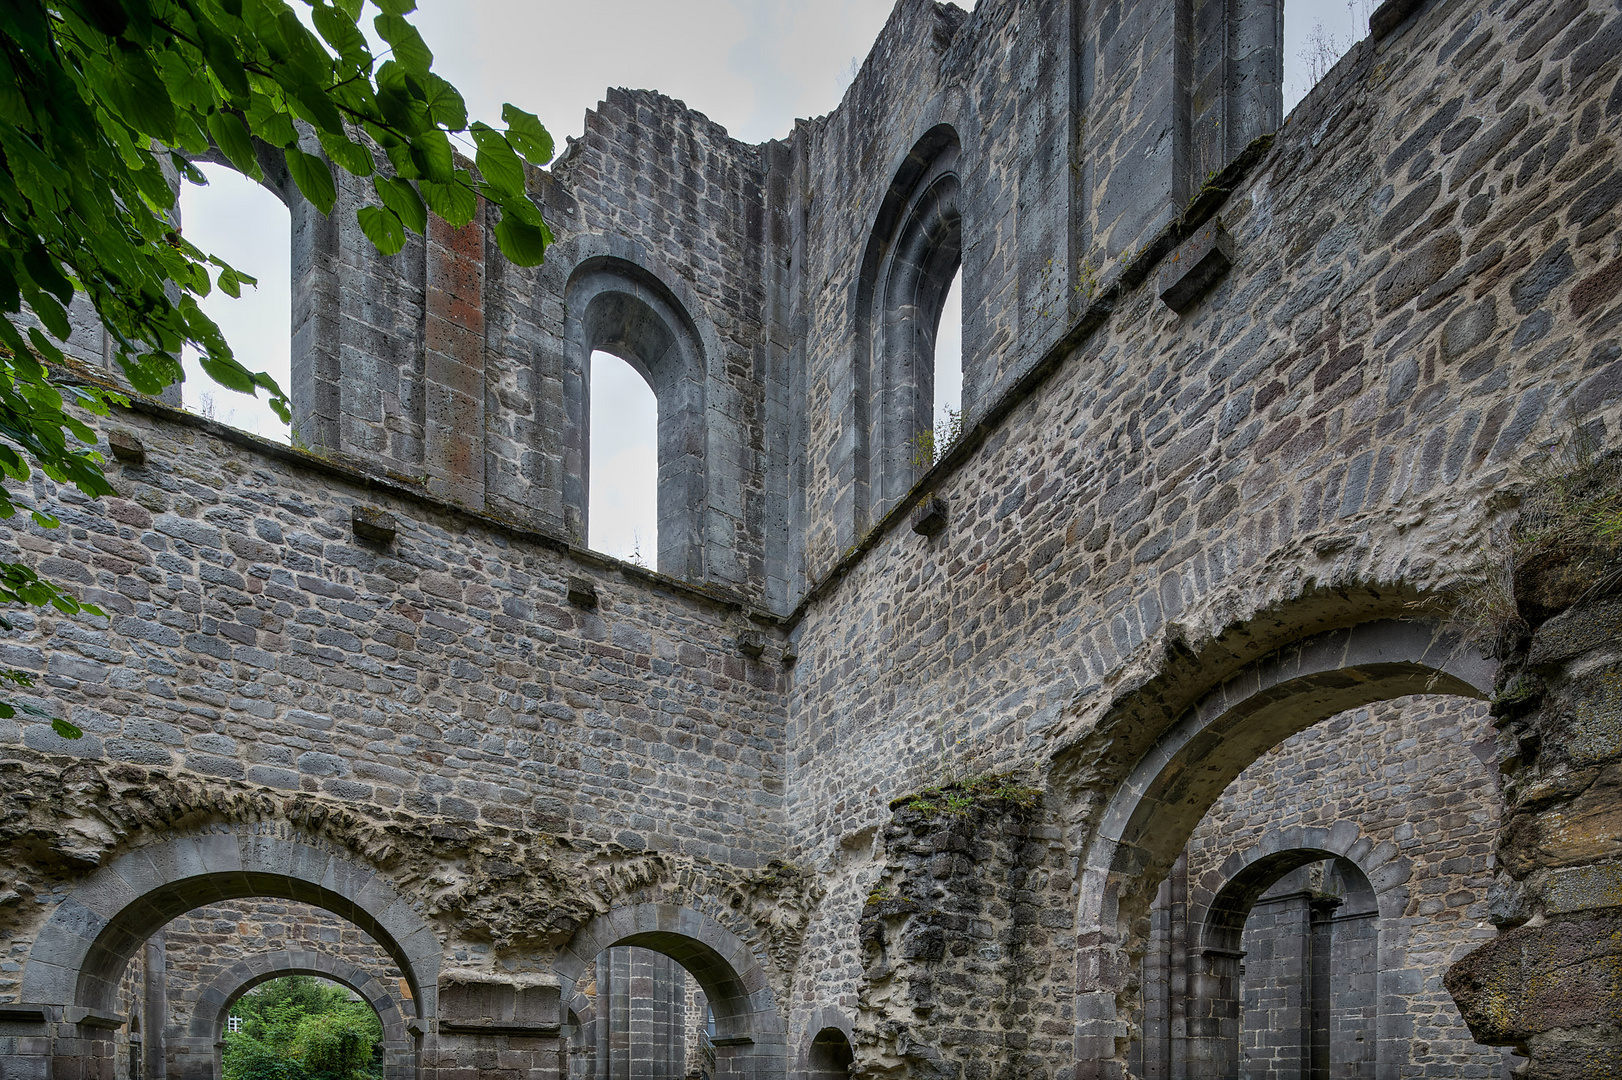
[180,0,1363,561]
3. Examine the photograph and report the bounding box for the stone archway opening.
[555,904,789,1080]
[806,1026,854,1080]
[214,971,404,1080]
[1072,618,1499,1080]
[19,831,439,1080]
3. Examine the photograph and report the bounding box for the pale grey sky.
[179,0,1360,561]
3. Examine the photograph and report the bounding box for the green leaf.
[285,149,337,214]
[319,130,376,177]
[207,110,264,181]
[471,122,525,198]
[246,92,299,148]
[373,13,432,77]
[357,204,406,255]
[420,176,476,227]
[372,0,418,18]
[408,128,454,183]
[22,243,73,305]
[105,44,176,139]
[311,3,370,65]
[501,103,554,166]
[373,175,426,234]
[424,74,467,131]
[286,81,346,137]
[494,210,549,266]
[198,19,251,103]
[51,718,84,740]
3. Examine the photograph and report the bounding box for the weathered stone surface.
[3,0,1622,1076]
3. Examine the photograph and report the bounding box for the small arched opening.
[587,350,659,565]
[213,970,406,1080]
[806,1025,855,1080]
[555,903,788,1080]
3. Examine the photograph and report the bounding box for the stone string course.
[0,0,1620,1076]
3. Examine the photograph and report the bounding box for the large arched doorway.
[1071,617,1497,1079]
[20,829,438,1079]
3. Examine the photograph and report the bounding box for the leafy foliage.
[223,976,383,1080]
[0,0,554,724]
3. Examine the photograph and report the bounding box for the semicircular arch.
[555,902,786,1077]
[175,948,415,1080]
[21,829,440,1022]
[1071,617,1495,1068]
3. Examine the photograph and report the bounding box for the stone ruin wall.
[0,0,1620,1076]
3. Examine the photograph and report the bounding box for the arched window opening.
[565,257,709,581]
[853,123,963,523]
[929,268,964,462]
[178,161,292,443]
[1283,0,1372,114]
[588,350,658,566]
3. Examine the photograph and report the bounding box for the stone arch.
[853,122,963,525]
[1072,617,1494,1072]
[799,1005,855,1080]
[554,902,788,1079]
[562,246,722,581]
[1180,828,1403,1078]
[21,828,441,1032]
[175,948,414,1080]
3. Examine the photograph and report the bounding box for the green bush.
[222,976,382,1080]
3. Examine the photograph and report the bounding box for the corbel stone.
[1370,0,1424,41]
[107,430,145,464]
[351,505,399,544]
[911,496,949,537]
[566,576,599,608]
[1158,222,1235,313]
[737,629,767,658]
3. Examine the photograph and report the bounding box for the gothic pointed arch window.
[854,124,963,525]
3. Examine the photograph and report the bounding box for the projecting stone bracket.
[1157,222,1235,313]
[1370,0,1424,40]
[912,496,949,537]
[737,629,768,658]
[64,1006,125,1029]
[0,1004,48,1024]
[567,576,599,608]
[351,505,399,544]
[107,430,146,464]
